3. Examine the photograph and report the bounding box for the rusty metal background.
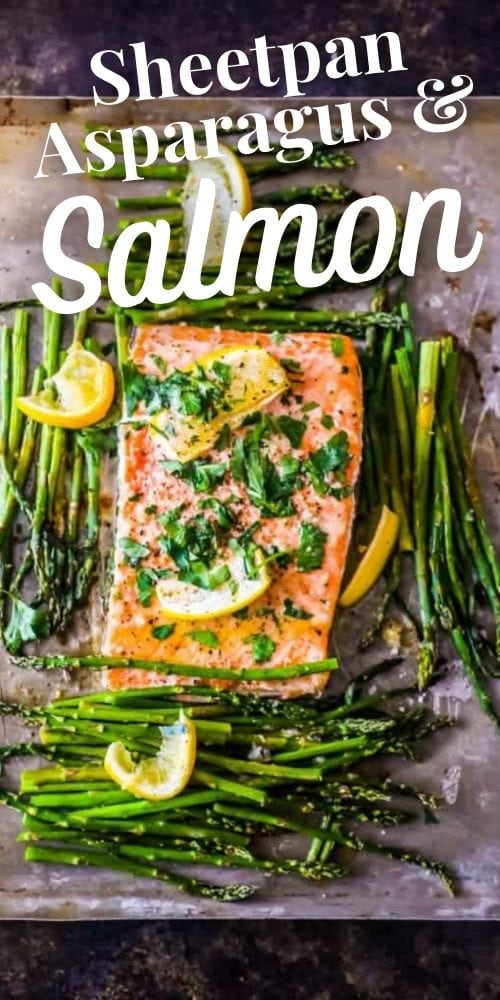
[0,97,498,918]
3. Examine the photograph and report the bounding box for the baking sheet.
[0,96,498,919]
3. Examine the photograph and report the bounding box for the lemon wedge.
[182,142,252,265]
[104,711,196,802]
[152,344,288,462]
[17,343,115,429]
[157,550,270,620]
[339,505,400,608]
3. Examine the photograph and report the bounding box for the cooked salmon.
[104,325,363,697]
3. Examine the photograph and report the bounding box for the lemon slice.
[17,343,115,429]
[182,142,252,266]
[339,505,400,608]
[157,550,270,620]
[104,711,196,802]
[152,344,288,462]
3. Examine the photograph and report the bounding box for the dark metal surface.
[0,0,499,98]
[1,919,500,999]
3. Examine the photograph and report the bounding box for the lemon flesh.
[157,550,270,621]
[17,343,115,429]
[152,344,288,462]
[104,711,197,802]
[182,142,252,266]
[339,505,400,608]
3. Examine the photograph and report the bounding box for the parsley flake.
[283,598,313,620]
[161,458,227,493]
[151,623,176,640]
[123,359,229,422]
[245,634,277,663]
[305,431,350,497]
[119,537,149,567]
[281,358,302,374]
[275,415,307,448]
[3,595,50,654]
[188,629,219,649]
[297,522,328,572]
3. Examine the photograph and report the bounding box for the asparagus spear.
[126,306,401,332]
[113,183,357,212]
[390,364,412,514]
[65,439,84,619]
[0,324,14,629]
[7,310,29,467]
[0,363,44,601]
[30,287,63,611]
[74,433,101,602]
[413,341,441,688]
[14,653,337,682]
[89,147,355,182]
[24,843,255,902]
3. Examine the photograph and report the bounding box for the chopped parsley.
[136,568,157,607]
[119,537,149,567]
[302,401,319,413]
[136,567,172,607]
[275,415,307,449]
[211,360,231,384]
[151,354,167,374]
[331,337,344,357]
[214,423,231,450]
[188,629,219,649]
[231,417,301,518]
[297,522,328,572]
[157,510,230,590]
[245,634,277,663]
[283,598,313,620]
[305,431,350,497]
[151,623,176,640]
[4,596,50,654]
[281,358,302,374]
[320,414,334,430]
[232,437,296,517]
[123,359,231,421]
[76,425,117,458]
[198,497,236,529]
[144,504,158,515]
[233,606,249,620]
[161,458,227,493]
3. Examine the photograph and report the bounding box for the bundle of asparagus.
[0,297,116,652]
[0,671,453,902]
[359,297,500,717]
[86,129,405,329]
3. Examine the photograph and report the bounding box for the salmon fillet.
[104,325,363,697]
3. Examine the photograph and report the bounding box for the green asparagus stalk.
[75,436,101,602]
[14,653,337,682]
[24,843,255,902]
[413,341,441,687]
[65,439,84,616]
[0,364,44,546]
[390,364,412,515]
[7,310,29,466]
[30,285,63,608]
